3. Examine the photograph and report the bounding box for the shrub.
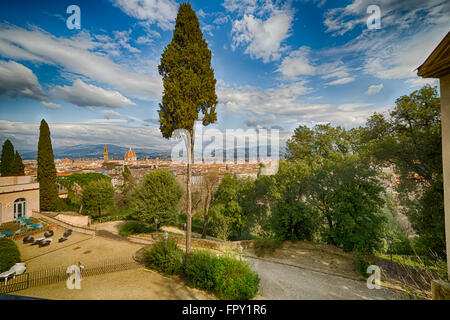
[352,251,372,277]
[0,238,21,273]
[253,238,283,257]
[391,235,414,256]
[145,238,184,275]
[119,221,153,236]
[213,255,259,300]
[184,250,217,290]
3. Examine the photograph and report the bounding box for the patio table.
[27,223,42,230]
[0,230,13,237]
[20,219,32,226]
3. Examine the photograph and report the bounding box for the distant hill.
[20,144,171,160]
[19,143,287,161]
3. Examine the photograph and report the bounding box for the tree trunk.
[186,133,193,261]
[201,214,209,239]
[201,192,210,239]
[79,203,83,214]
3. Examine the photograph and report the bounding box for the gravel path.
[248,257,403,300]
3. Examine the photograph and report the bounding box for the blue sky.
[0,0,448,154]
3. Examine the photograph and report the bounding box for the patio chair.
[13,229,21,239]
[23,236,34,244]
[44,230,54,238]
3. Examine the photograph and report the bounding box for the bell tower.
[103,145,109,163]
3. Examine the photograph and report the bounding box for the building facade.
[0,176,39,224]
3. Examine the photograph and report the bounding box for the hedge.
[0,238,21,273]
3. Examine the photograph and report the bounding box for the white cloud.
[218,81,383,127]
[0,25,162,101]
[277,47,316,79]
[326,77,355,85]
[41,101,63,109]
[245,114,277,128]
[366,84,383,95]
[53,79,135,109]
[113,0,178,31]
[230,1,294,63]
[405,78,439,87]
[223,0,258,15]
[0,60,48,101]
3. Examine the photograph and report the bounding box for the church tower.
[103,145,109,163]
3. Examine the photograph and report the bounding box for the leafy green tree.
[130,169,183,226]
[269,161,321,241]
[57,172,111,213]
[11,151,25,176]
[158,3,218,258]
[117,166,136,209]
[199,169,219,238]
[287,124,387,253]
[210,174,248,240]
[0,139,15,176]
[37,119,59,211]
[362,85,445,258]
[82,179,114,217]
[57,172,111,189]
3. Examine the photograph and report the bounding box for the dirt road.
[248,257,403,300]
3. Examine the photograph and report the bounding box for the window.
[14,198,26,219]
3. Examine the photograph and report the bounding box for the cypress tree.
[37,119,58,211]
[158,3,218,259]
[11,151,25,176]
[0,139,15,176]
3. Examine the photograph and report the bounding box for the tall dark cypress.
[12,151,25,176]
[0,139,15,176]
[158,3,218,259]
[37,119,58,211]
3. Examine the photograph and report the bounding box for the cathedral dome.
[125,147,136,161]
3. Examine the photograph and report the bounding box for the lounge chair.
[9,263,26,275]
[63,229,72,237]
[0,270,15,285]
[58,236,67,243]
[31,237,45,245]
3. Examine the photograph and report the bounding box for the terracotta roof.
[417,31,450,78]
[125,147,136,160]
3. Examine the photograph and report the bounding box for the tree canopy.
[130,169,183,226]
[82,179,114,217]
[0,140,24,176]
